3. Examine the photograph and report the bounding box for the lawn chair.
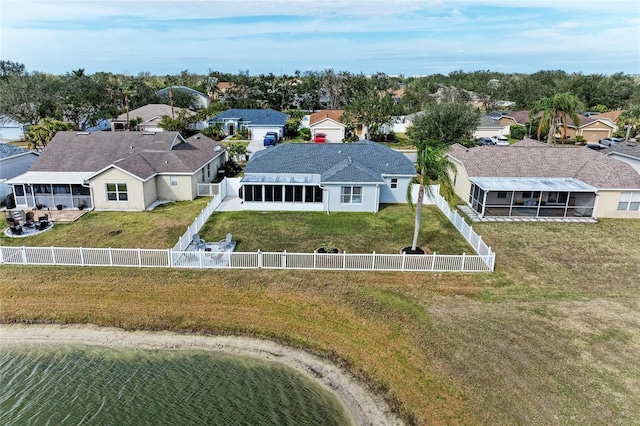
[219,233,233,250]
[192,233,207,251]
[24,211,35,228]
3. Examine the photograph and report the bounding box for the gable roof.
[603,141,640,160]
[29,131,224,180]
[309,110,344,126]
[500,111,530,125]
[448,144,640,190]
[114,104,195,122]
[214,108,289,126]
[244,140,415,183]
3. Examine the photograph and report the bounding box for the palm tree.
[530,93,583,144]
[405,142,456,253]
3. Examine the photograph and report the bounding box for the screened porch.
[468,177,597,219]
[8,172,93,210]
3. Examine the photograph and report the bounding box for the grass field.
[1,203,639,425]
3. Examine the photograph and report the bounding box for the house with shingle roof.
[499,111,615,142]
[309,110,347,143]
[0,145,39,200]
[212,108,289,142]
[447,141,640,219]
[240,140,416,212]
[603,141,640,173]
[110,104,198,132]
[7,131,226,211]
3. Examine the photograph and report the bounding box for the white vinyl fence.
[1,187,495,272]
[0,246,492,272]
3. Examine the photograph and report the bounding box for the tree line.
[2,60,638,130]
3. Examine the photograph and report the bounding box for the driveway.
[247,137,266,158]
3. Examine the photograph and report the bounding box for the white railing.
[173,195,223,251]
[0,246,170,268]
[433,193,495,270]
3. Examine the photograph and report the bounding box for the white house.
[240,141,416,213]
[212,108,289,141]
[0,144,39,200]
[309,110,347,143]
[0,115,29,142]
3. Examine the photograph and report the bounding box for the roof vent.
[130,146,134,149]
[195,135,200,139]
[142,131,156,135]
[76,132,90,135]
[165,160,169,164]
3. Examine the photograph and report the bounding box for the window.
[304,186,323,203]
[547,192,568,204]
[390,178,398,189]
[521,191,540,199]
[201,169,205,181]
[341,186,362,204]
[618,192,640,211]
[244,185,262,202]
[170,176,178,187]
[106,183,128,201]
[207,164,211,178]
[497,192,507,199]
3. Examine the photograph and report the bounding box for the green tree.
[158,109,192,133]
[407,101,480,147]
[405,142,456,252]
[530,92,583,144]
[618,105,640,140]
[342,91,399,140]
[25,118,76,151]
[227,142,250,162]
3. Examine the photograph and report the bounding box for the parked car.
[598,137,621,147]
[313,132,326,143]
[585,142,607,151]
[476,137,495,146]
[491,135,510,146]
[263,132,278,146]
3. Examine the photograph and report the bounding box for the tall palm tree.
[530,93,583,144]
[405,142,456,253]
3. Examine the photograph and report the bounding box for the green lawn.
[2,202,472,254]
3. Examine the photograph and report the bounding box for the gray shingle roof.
[214,108,289,126]
[245,141,415,183]
[30,131,224,180]
[0,144,32,159]
[603,141,640,160]
[448,144,640,189]
[114,104,194,121]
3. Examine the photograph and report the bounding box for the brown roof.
[501,111,530,125]
[595,111,621,123]
[310,110,344,126]
[31,131,225,180]
[510,138,551,147]
[448,144,640,189]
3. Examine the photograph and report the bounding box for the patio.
[2,208,90,238]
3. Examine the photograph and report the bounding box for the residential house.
[0,115,29,142]
[8,131,226,211]
[309,110,347,143]
[155,86,210,110]
[0,144,39,200]
[110,104,197,132]
[240,140,416,213]
[474,114,509,139]
[212,108,289,141]
[447,139,640,219]
[603,141,640,173]
[499,111,615,142]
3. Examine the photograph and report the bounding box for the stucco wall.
[450,159,472,205]
[324,183,379,213]
[90,168,148,211]
[0,153,39,180]
[157,175,193,201]
[596,190,640,218]
[379,176,412,204]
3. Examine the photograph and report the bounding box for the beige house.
[447,139,640,219]
[110,104,196,132]
[499,111,614,142]
[8,131,226,211]
[309,110,347,143]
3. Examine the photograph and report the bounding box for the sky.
[1,0,639,77]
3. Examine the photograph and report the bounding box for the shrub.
[510,125,526,140]
[299,128,311,141]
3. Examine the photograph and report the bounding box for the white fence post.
[258,250,262,268]
[137,248,142,267]
[343,251,346,270]
[51,246,56,264]
[461,252,466,271]
[168,249,173,268]
[372,251,376,270]
[431,252,436,271]
[80,247,85,266]
[21,246,27,264]
[108,247,113,266]
[282,250,287,269]
[401,252,406,272]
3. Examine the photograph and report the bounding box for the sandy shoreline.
[0,324,403,426]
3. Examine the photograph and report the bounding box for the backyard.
[1,200,639,425]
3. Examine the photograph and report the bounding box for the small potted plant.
[56,204,63,210]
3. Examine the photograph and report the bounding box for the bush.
[510,125,526,140]
[231,127,249,140]
[299,128,311,141]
